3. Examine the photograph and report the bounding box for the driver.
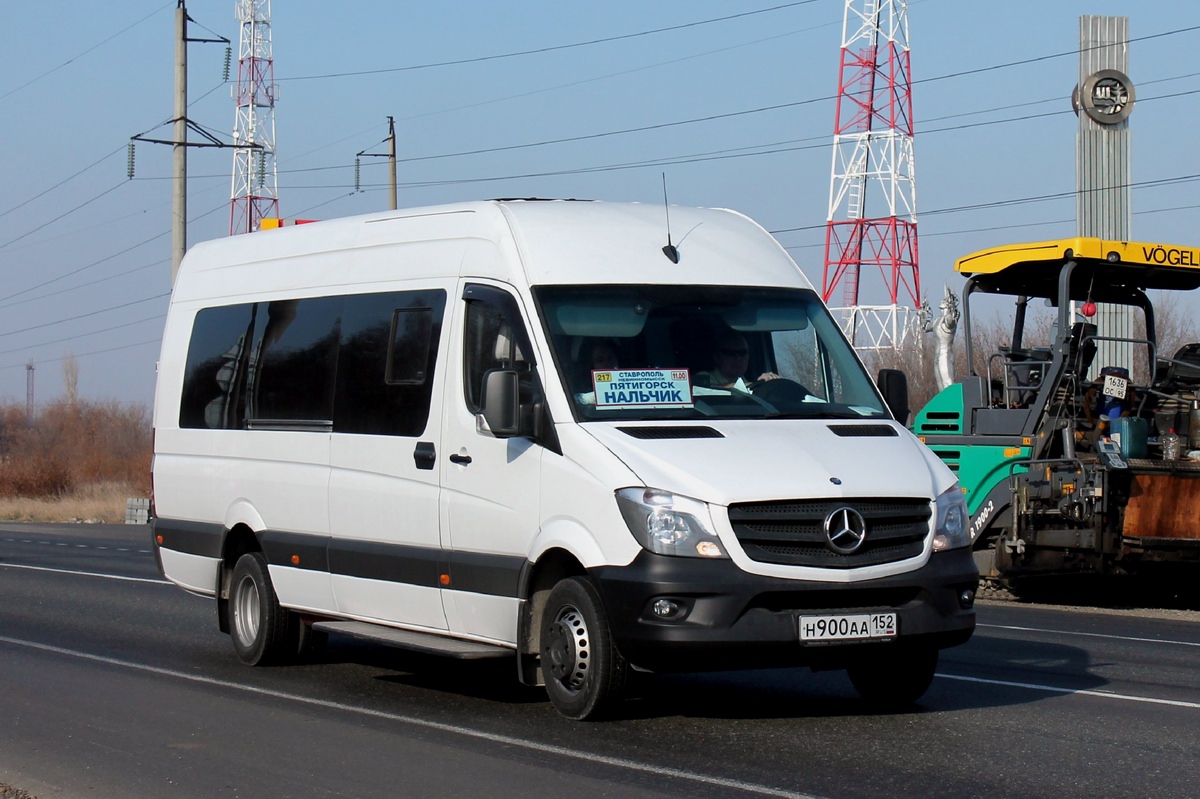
[694,330,779,389]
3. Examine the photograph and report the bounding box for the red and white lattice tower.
[229,0,278,234]
[821,0,919,350]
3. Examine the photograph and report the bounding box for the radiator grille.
[728,498,931,568]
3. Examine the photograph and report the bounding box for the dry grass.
[0,481,145,523]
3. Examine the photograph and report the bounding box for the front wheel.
[847,645,938,710]
[228,552,294,666]
[540,577,627,720]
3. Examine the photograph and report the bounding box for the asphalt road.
[2,522,1200,799]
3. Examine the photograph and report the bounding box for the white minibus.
[151,199,976,719]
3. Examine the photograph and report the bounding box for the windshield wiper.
[764,408,882,420]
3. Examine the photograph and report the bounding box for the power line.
[767,173,1200,236]
[279,2,821,82]
[0,227,167,304]
[0,182,128,251]
[0,259,163,313]
[0,146,125,222]
[282,85,1197,196]
[387,20,840,128]
[0,292,170,341]
[0,337,162,373]
[914,23,1200,88]
[0,2,173,101]
[0,312,165,357]
[3,18,1198,309]
[0,196,226,309]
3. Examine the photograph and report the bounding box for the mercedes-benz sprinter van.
[151,199,976,719]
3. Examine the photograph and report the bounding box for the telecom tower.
[821,0,919,349]
[229,0,278,234]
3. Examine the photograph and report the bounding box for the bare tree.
[1136,290,1200,382]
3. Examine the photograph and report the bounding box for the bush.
[0,400,151,499]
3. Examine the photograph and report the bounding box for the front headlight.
[615,488,728,558]
[932,483,969,552]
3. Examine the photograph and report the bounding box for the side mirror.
[877,368,910,425]
[480,368,520,437]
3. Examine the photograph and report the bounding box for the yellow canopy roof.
[954,237,1200,297]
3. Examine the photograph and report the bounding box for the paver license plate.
[799,612,897,642]
[1102,374,1128,399]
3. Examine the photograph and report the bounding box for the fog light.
[959,587,976,609]
[652,599,681,618]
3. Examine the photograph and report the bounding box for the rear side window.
[180,303,257,429]
[335,290,446,436]
[180,289,447,434]
[248,297,342,422]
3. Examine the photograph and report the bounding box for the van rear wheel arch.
[217,524,262,634]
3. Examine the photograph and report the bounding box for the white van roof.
[175,200,812,299]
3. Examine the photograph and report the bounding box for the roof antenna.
[661,173,679,263]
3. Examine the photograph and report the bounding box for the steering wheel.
[750,377,812,404]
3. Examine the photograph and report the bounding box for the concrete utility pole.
[1074,15,1136,374]
[387,116,397,211]
[357,116,399,210]
[131,2,229,285]
[172,0,188,284]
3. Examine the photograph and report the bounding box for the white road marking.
[0,562,169,585]
[979,623,1200,648]
[0,635,821,799]
[937,672,1200,709]
[4,538,150,554]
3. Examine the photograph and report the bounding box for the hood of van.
[583,420,951,505]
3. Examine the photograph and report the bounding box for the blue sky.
[1,0,1197,408]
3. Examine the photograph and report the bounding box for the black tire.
[228,552,294,666]
[847,645,938,709]
[540,577,627,720]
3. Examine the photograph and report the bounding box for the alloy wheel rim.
[233,575,261,647]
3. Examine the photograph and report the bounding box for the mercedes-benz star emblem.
[824,507,867,555]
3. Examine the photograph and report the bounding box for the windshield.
[533,284,889,422]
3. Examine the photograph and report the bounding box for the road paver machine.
[912,237,1200,583]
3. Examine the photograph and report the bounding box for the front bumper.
[590,547,978,672]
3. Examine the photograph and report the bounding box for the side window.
[334,290,446,436]
[462,287,534,414]
[180,303,257,429]
[248,296,342,422]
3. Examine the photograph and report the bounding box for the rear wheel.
[847,645,938,709]
[228,552,293,666]
[540,577,627,720]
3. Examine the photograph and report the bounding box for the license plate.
[1102,374,1128,399]
[799,612,897,642]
